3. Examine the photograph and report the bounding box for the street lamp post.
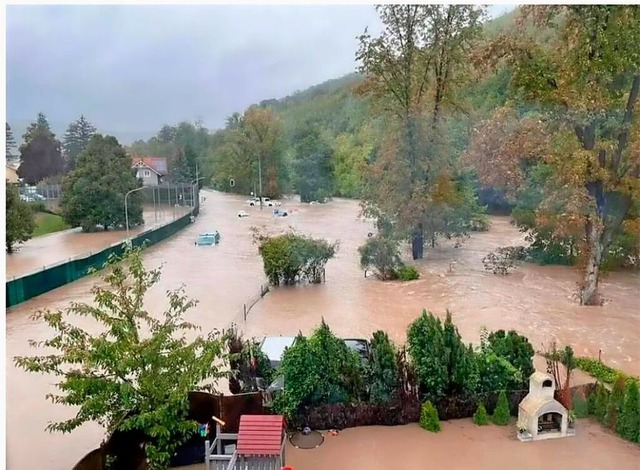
[190,177,204,208]
[258,154,263,211]
[125,186,146,241]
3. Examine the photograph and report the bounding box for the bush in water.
[572,391,589,419]
[358,235,403,280]
[485,329,534,389]
[419,401,441,433]
[594,382,610,423]
[605,376,627,430]
[255,230,337,285]
[396,265,420,281]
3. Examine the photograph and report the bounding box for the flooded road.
[6,204,191,278]
[5,190,639,469]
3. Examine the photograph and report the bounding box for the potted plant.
[568,410,576,429]
[516,421,531,439]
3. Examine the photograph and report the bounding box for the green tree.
[293,124,334,202]
[419,400,441,432]
[356,5,485,258]
[358,235,403,280]
[274,320,364,422]
[476,6,640,305]
[487,329,535,387]
[63,115,97,171]
[407,310,477,399]
[618,380,640,442]
[6,184,36,253]
[368,330,399,403]
[14,247,227,470]
[61,134,143,231]
[492,390,511,425]
[17,113,65,185]
[473,403,490,425]
[6,122,17,159]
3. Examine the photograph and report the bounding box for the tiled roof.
[131,156,168,175]
[236,415,285,456]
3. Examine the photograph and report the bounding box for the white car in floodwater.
[247,197,281,207]
[237,210,250,218]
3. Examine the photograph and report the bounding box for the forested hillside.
[127,6,639,305]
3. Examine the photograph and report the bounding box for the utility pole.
[258,153,263,211]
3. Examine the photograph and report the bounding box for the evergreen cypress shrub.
[594,383,610,422]
[572,392,589,419]
[473,403,489,425]
[617,380,640,442]
[419,400,441,433]
[605,376,627,430]
[587,386,598,415]
[492,391,510,425]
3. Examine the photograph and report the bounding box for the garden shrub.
[476,351,522,393]
[407,310,477,400]
[486,329,535,387]
[574,357,638,386]
[273,320,363,422]
[605,376,627,430]
[587,386,598,415]
[419,401,441,432]
[257,231,337,285]
[368,331,399,404]
[618,380,640,442]
[492,391,510,425]
[473,403,489,425]
[396,265,420,281]
[594,382,610,423]
[572,392,589,419]
[358,235,402,280]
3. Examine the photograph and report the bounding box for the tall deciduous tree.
[14,247,228,469]
[474,5,640,304]
[293,123,334,202]
[356,5,485,258]
[61,134,143,231]
[6,184,35,253]
[17,113,65,185]
[63,115,97,171]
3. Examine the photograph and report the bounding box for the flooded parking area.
[5,190,639,469]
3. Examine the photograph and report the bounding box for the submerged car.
[273,208,288,217]
[248,197,281,207]
[195,231,220,246]
[237,210,250,218]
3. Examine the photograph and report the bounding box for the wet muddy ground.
[5,190,639,469]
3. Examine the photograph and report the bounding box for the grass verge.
[33,212,70,237]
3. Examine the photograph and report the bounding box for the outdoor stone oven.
[517,372,572,442]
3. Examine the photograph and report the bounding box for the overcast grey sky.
[7,4,514,143]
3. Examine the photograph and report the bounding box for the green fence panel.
[6,213,193,309]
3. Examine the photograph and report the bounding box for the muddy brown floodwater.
[5,190,640,469]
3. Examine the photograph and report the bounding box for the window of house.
[143,170,151,177]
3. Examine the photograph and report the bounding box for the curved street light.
[125,186,147,240]
[190,177,205,208]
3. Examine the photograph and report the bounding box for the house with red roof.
[131,156,168,186]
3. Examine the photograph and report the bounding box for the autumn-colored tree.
[471,6,640,305]
[356,5,485,258]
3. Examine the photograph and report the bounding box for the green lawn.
[32,212,70,237]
